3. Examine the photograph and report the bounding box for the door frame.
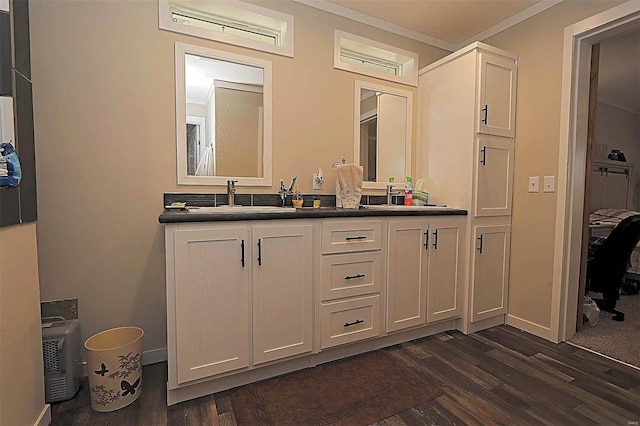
[551,0,640,342]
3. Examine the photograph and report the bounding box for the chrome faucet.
[227,180,237,206]
[278,176,297,206]
[386,183,400,205]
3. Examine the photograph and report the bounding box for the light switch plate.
[528,176,540,193]
[544,176,555,193]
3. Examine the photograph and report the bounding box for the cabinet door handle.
[480,146,486,165]
[241,239,245,268]
[433,229,439,249]
[257,239,262,266]
[344,319,364,327]
[345,236,367,241]
[344,274,365,280]
[424,229,429,250]
[477,235,483,253]
[481,104,488,124]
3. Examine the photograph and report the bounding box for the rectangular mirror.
[353,80,412,189]
[175,42,272,186]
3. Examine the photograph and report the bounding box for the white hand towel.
[335,163,363,209]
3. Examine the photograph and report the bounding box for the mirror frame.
[175,42,272,186]
[353,80,413,189]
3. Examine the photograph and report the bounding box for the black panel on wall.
[0,0,35,227]
[12,0,30,80]
[15,72,36,222]
[0,12,10,96]
[0,187,20,226]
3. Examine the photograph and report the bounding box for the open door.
[576,43,600,332]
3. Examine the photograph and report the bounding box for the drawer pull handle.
[257,239,262,265]
[344,274,365,280]
[344,319,364,327]
[345,236,367,241]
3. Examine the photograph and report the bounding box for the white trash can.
[84,326,144,412]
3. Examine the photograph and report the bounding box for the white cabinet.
[417,42,516,330]
[167,221,313,385]
[252,224,313,364]
[474,135,514,217]
[590,160,633,211]
[470,224,511,322]
[386,220,427,332]
[319,220,382,349]
[164,213,466,405]
[386,217,464,333]
[477,52,517,138]
[173,227,250,383]
[426,217,464,323]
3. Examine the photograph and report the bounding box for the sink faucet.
[386,183,400,205]
[227,180,237,206]
[278,176,297,206]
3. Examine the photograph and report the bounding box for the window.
[159,0,294,58]
[334,30,418,86]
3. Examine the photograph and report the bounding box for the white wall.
[0,224,48,426]
[30,0,447,356]
[594,101,640,210]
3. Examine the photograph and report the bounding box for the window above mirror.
[175,42,272,186]
[353,80,412,189]
[159,0,294,57]
[335,31,418,87]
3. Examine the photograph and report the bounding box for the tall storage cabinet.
[417,42,517,332]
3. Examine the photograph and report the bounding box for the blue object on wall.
[0,142,22,187]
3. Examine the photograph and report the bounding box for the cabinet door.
[386,220,428,332]
[426,217,463,323]
[252,223,313,365]
[602,170,629,209]
[477,52,517,137]
[474,135,513,217]
[470,224,511,322]
[174,227,250,383]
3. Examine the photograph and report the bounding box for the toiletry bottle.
[404,177,413,206]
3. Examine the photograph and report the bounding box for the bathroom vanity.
[160,206,468,405]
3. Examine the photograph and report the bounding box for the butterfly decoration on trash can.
[94,363,109,376]
[121,378,140,396]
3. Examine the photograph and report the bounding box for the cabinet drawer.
[320,295,380,349]
[320,252,381,301]
[321,220,382,254]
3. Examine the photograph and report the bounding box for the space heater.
[41,317,82,403]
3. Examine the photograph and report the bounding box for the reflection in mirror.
[0,96,14,145]
[354,81,412,189]
[175,42,272,186]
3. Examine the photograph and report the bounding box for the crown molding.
[292,0,457,52]
[294,0,566,54]
[456,0,564,49]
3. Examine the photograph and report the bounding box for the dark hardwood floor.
[50,325,640,425]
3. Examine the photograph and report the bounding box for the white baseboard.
[143,347,168,365]
[34,404,51,426]
[506,314,551,340]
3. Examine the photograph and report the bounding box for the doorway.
[552,2,640,344]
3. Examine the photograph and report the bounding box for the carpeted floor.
[569,292,640,368]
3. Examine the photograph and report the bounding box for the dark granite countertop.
[159,206,468,223]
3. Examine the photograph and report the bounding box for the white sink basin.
[187,206,296,213]
[363,205,453,211]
